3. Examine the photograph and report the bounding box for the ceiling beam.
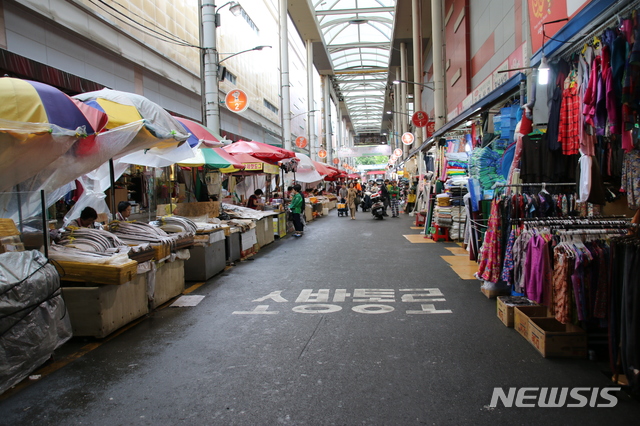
[315,7,395,15]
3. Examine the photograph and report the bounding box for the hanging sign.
[332,157,340,165]
[412,111,429,127]
[393,148,403,157]
[295,136,308,149]
[426,121,435,137]
[318,149,327,158]
[225,89,249,113]
[401,132,415,145]
[390,154,398,161]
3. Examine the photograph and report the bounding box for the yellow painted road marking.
[445,246,468,256]
[410,226,423,230]
[403,234,434,243]
[183,282,205,294]
[441,255,477,279]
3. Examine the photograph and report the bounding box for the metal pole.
[280,0,292,150]
[40,190,48,258]
[202,1,219,131]
[324,75,331,163]
[109,158,116,220]
[412,0,423,153]
[400,42,408,157]
[432,0,446,129]
[306,40,316,160]
[16,185,24,235]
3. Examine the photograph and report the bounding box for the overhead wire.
[87,0,200,49]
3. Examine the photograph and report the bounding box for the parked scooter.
[370,194,385,219]
[360,192,372,212]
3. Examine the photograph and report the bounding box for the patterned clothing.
[553,246,573,324]
[558,83,580,155]
[622,149,640,209]
[390,199,399,217]
[500,229,517,284]
[478,198,502,283]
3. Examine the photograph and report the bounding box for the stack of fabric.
[469,147,505,191]
[444,152,469,186]
[434,205,453,227]
[449,207,467,240]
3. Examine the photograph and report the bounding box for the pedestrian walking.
[389,180,400,217]
[347,182,358,220]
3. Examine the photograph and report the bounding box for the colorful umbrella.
[174,117,224,148]
[0,78,108,192]
[73,88,189,158]
[178,147,245,170]
[224,140,295,162]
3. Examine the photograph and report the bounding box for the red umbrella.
[348,173,361,179]
[224,140,295,162]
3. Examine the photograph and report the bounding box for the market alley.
[1,213,639,425]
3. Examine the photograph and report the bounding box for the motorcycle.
[370,194,385,220]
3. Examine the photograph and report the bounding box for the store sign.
[393,148,403,157]
[401,132,415,146]
[412,111,429,127]
[225,89,249,113]
[337,146,392,157]
[232,288,452,316]
[426,121,435,137]
[528,0,589,53]
[353,133,387,145]
[264,163,279,174]
[318,149,327,158]
[243,162,263,171]
[332,157,340,165]
[295,136,307,149]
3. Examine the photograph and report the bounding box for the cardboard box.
[527,317,587,358]
[514,305,549,339]
[480,286,510,299]
[497,296,537,327]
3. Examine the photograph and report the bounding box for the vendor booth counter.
[256,213,276,247]
[58,257,187,338]
[184,228,226,281]
[273,211,286,238]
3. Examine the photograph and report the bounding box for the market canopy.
[178,147,245,170]
[288,153,323,183]
[0,78,108,192]
[223,151,280,174]
[73,88,189,160]
[174,117,224,148]
[224,140,296,162]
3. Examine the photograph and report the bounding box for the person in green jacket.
[389,180,401,217]
[289,184,305,237]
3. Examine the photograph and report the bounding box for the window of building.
[264,99,278,114]
[225,71,237,85]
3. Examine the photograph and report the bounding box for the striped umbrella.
[174,117,224,148]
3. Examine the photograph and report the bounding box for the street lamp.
[202,1,261,134]
[219,45,271,64]
[386,110,411,116]
[290,109,318,120]
[392,79,435,91]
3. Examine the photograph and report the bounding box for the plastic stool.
[415,212,426,227]
[431,224,451,242]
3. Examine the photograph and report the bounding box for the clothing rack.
[556,0,640,60]
[554,228,628,235]
[493,182,575,188]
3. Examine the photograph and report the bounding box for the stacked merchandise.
[468,146,505,195]
[444,152,469,186]
[445,180,469,240]
[433,194,453,228]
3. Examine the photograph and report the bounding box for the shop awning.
[406,72,525,160]
[177,147,245,170]
[223,152,279,174]
[224,140,296,162]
